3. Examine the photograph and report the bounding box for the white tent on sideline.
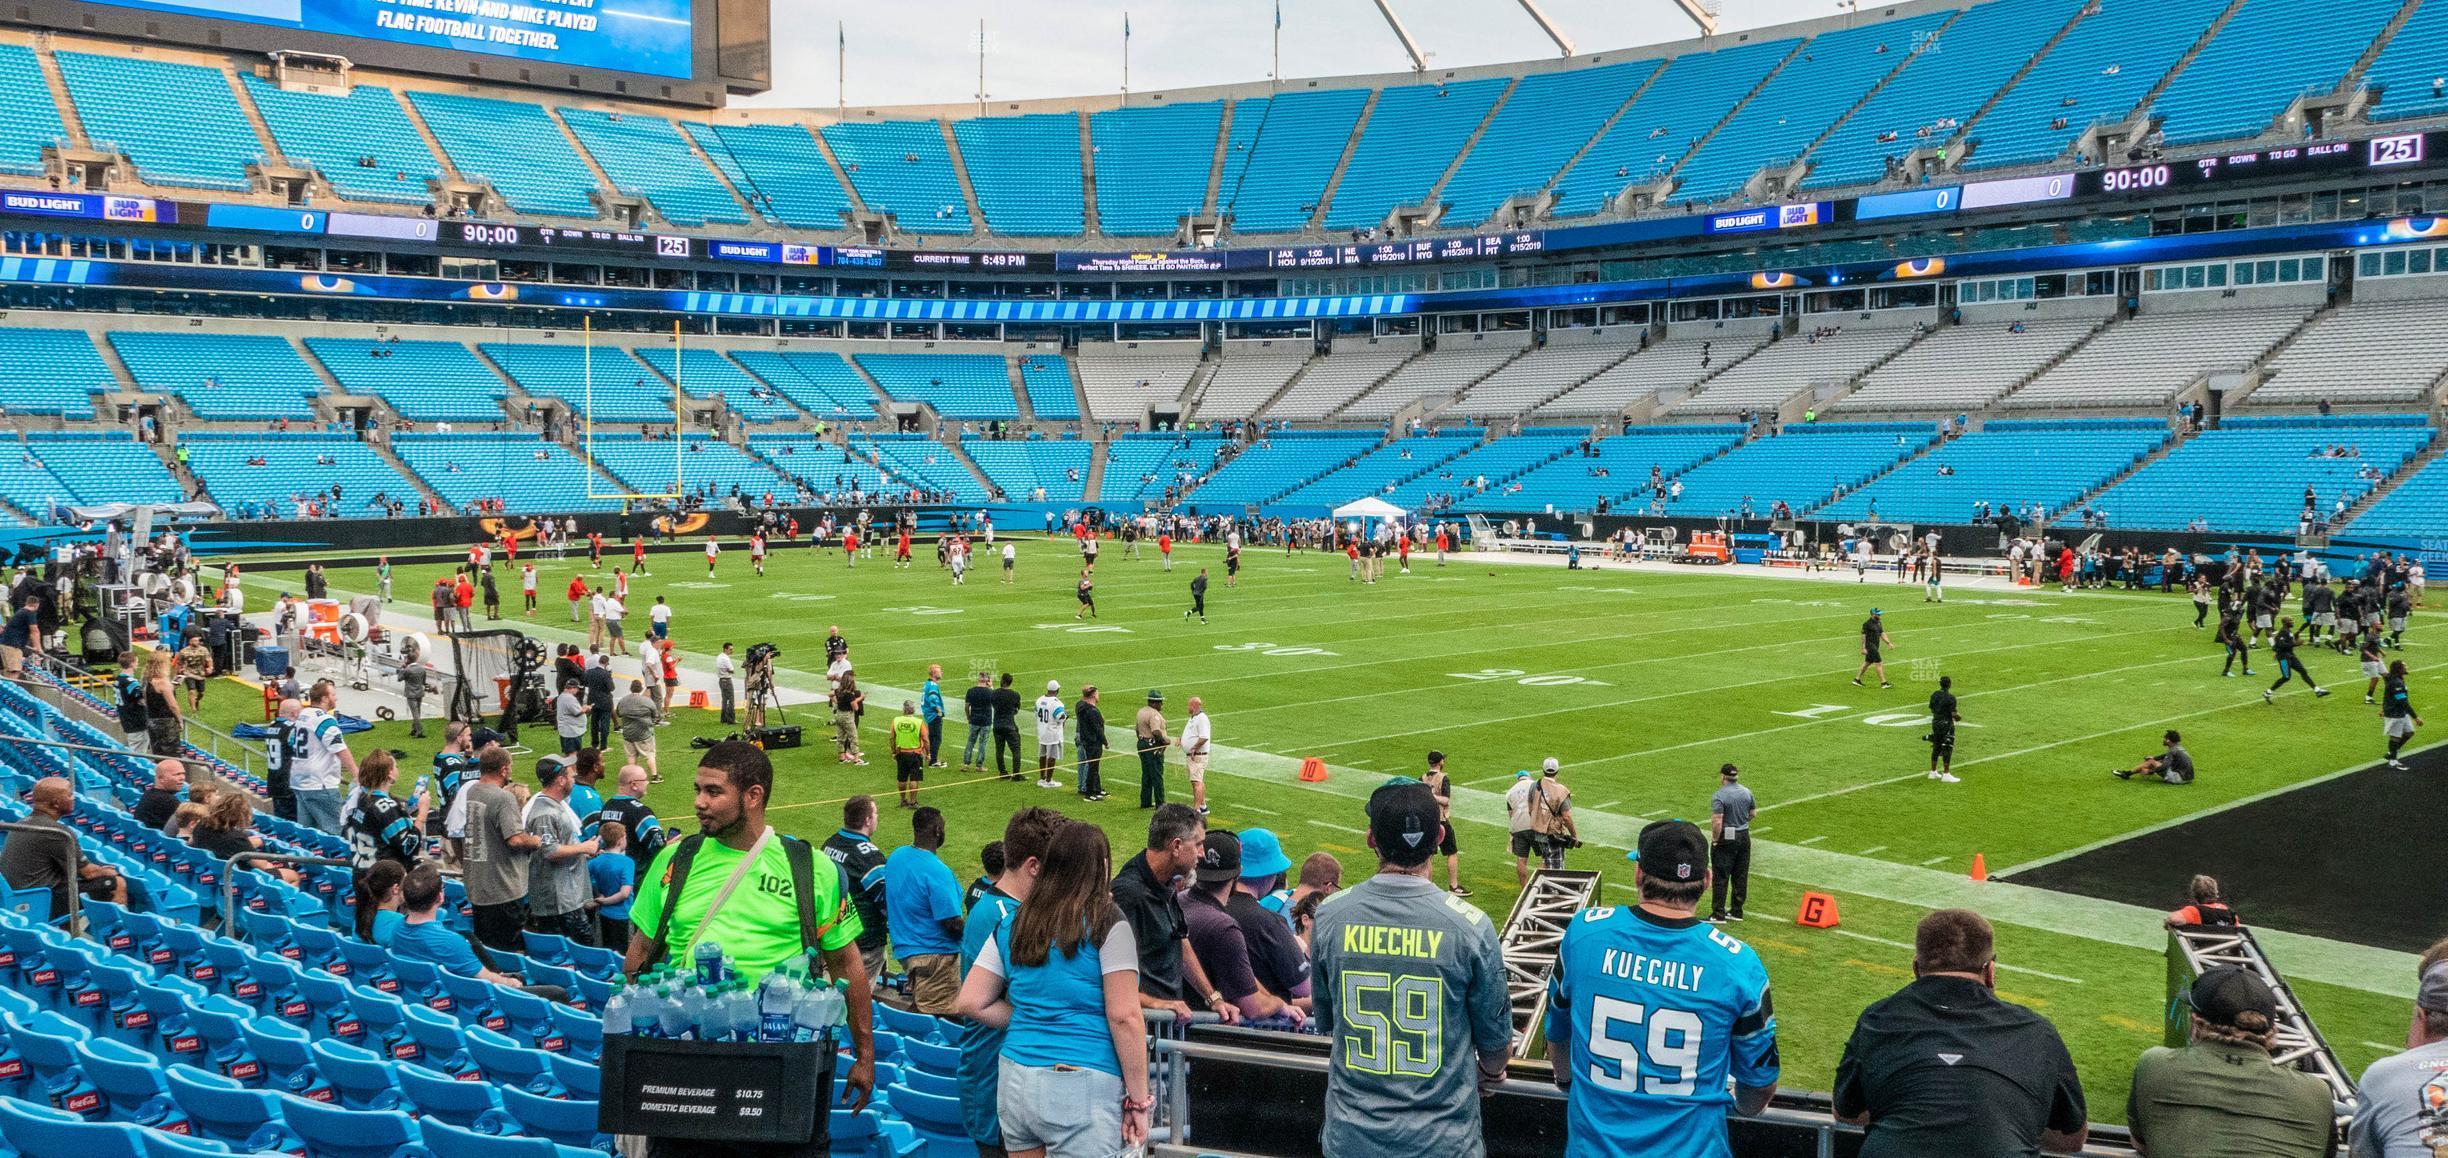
[1330,497,1406,521]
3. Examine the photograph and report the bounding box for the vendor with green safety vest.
[626,739,878,1124]
[890,699,929,810]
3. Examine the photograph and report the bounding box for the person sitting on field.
[2164,874,2241,929]
[2112,730,2195,785]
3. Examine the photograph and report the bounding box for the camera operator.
[744,643,778,732]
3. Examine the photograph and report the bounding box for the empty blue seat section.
[23,432,183,508]
[1275,431,1480,511]
[1438,61,1657,228]
[962,436,1092,502]
[1817,420,2168,523]
[683,121,857,229]
[0,45,67,176]
[747,433,904,498]
[1192,432,1381,506]
[1549,39,1795,219]
[305,338,507,422]
[2149,0,2400,146]
[0,328,112,415]
[821,120,972,235]
[2087,417,2434,533]
[1216,88,1370,234]
[481,344,672,424]
[1325,78,1507,230]
[1018,355,1079,422]
[181,433,420,518]
[587,434,793,500]
[558,107,744,227]
[1804,0,2078,190]
[1460,426,1741,513]
[1088,102,1222,236]
[2364,0,2448,121]
[241,76,439,204]
[110,332,322,420]
[1386,429,1582,509]
[1673,14,1949,204]
[0,447,79,524]
[1098,434,1225,503]
[1666,423,1926,517]
[1963,0,2226,171]
[56,52,258,191]
[406,91,598,219]
[2352,449,2448,538]
[851,433,988,502]
[855,353,1018,420]
[952,114,1084,236]
[729,350,880,421]
[632,347,798,423]
[392,433,621,513]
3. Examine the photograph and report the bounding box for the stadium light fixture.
[1370,0,1430,73]
[1675,0,1721,36]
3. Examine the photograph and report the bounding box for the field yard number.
[767,592,837,602]
[1035,623,1133,634]
[1448,668,1610,687]
[882,605,964,617]
[1217,641,1339,657]
[669,581,730,590]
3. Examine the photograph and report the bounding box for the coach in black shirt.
[989,674,1023,781]
[581,657,615,752]
[1111,804,1237,1022]
[1834,909,2087,1158]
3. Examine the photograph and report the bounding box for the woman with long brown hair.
[955,820,1153,1157]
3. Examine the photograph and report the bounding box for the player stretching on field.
[2381,660,2422,768]
[2264,618,2330,704]
[1853,609,1892,689]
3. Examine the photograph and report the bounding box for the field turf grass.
[205,537,2441,1120]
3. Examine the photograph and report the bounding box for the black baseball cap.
[2182,965,2278,1028]
[471,727,508,749]
[1634,819,1709,885]
[1367,781,1441,868]
[533,756,570,784]
[1196,831,1242,885]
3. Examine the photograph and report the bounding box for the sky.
[741,0,1843,111]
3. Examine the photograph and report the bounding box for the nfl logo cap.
[1634,819,1709,883]
[1366,780,1442,868]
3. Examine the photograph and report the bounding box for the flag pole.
[1273,0,1281,84]
[1122,11,1131,98]
[836,20,846,118]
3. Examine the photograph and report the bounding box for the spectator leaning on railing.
[2125,964,2335,1157]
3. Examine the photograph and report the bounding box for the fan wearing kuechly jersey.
[1546,819,1779,1158]
[342,750,427,872]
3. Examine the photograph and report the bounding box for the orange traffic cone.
[1969,853,1988,882]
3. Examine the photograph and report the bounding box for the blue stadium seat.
[1963,0,2227,171]
[178,434,418,520]
[1804,0,2081,190]
[0,331,114,416]
[161,1065,288,1151]
[1216,88,1370,233]
[69,1038,173,1125]
[393,1064,496,1128]
[492,1085,600,1150]
[405,92,599,219]
[855,353,1019,421]
[631,347,799,423]
[961,437,1091,504]
[241,76,439,205]
[415,1117,564,1158]
[478,344,672,424]
[304,339,507,422]
[897,1036,958,1078]
[0,1097,145,1158]
[1550,39,1797,218]
[1819,420,2169,524]
[558,107,745,227]
[1325,78,1507,230]
[2087,416,2434,532]
[275,1094,420,1158]
[390,434,620,515]
[821,120,972,235]
[2147,0,2399,147]
[1439,61,1656,227]
[952,114,1086,236]
[109,333,322,421]
[1672,15,1948,204]
[55,53,258,191]
[305,1040,400,1113]
[0,46,67,177]
[1088,102,1222,236]
[1016,355,1079,422]
[848,435,988,504]
[729,352,881,422]
[684,121,857,229]
[585,435,794,503]
[2363,0,2448,121]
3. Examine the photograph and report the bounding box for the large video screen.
[82,0,693,78]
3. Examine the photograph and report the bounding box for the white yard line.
[1748,913,2084,985]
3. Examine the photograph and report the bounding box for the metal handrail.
[220,851,351,934]
[0,819,85,933]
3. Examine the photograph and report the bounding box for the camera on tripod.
[745,641,782,667]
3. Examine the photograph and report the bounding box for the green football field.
[212,537,2441,1120]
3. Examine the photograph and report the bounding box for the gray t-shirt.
[524,796,588,918]
[458,781,530,907]
[1712,783,1757,834]
[2163,745,2196,785]
[1309,873,1512,1158]
[554,691,586,738]
[2350,1038,2448,1157]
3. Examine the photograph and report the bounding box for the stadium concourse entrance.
[2005,744,2448,953]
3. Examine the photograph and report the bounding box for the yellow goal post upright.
[581,316,686,506]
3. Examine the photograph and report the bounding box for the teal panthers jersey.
[1547,905,1778,1158]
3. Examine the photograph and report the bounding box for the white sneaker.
[1933,772,1961,783]
[2388,758,2408,770]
